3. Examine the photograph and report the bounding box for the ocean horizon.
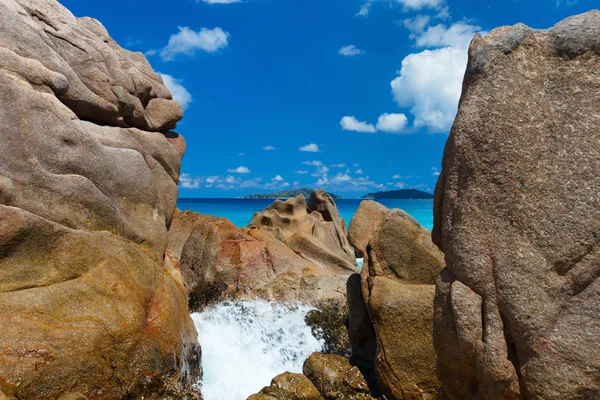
[177,198,434,231]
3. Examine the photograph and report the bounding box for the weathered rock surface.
[302,352,373,399]
[432,11,600,400]
[247,372,323,400]
[248,191,357,267]
[168,210,357,311]
[347,201,445,399]
[0,0,199,398]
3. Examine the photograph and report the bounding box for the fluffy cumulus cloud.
[263,145,275,151]
[299,143,320,152]
[391,22,483,133]
[272,175,284,182]
[376,113,408,133]
[330,163,346,168]
[227,166,251,173]
[159,26,229,61]
[294,170,309,174]
[159,73,192,110]
[340,116,376,133]
[339,45,365,56]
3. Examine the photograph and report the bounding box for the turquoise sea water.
[176,198,434,231]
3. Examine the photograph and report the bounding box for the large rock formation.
[168,210,357,310]
[0,0,200,398]
[432,11,600,400]
[347,201,445,399]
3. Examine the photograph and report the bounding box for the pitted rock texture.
[347,201,445,399]
[248,190,357,268]
[0,0,199,398]
[433,10,600,400]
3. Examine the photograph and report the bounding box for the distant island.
[243,188,343,199]
[361,189,433,200]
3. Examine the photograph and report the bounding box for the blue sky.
[63,0,596,198]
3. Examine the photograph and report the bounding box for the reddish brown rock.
[432,11,600,400]
[167,210,356,311]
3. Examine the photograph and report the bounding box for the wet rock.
[247,372,323,400]
[302,353,373,399]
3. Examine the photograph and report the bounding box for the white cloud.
[303,160,323,167]
[392,22,483,133]
[294,170,309,174]
[353,163,360,167]
[396,0,444,10]
[272,175,284,182]
[432,171,441,176]
[340,116,376,133]
[227,166,251,173]
[402,15,431,33]
[263,145,275,151]
[414,22,481,49]
[312,166,330,177]
[180,173,201,189]
[330,163,347,168]
[355,168,364,174]
[392,174,402,179]
[376,113,408,133]
[159,27,229,61]
[391,46,466,133]
[339,45,365,56]
[299,143,320,152]
[159,73,192,110]
[200,0,241,3]
[356,1,372,16]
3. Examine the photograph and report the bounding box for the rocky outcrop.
[432,11,600,400]
[247,372,323,400]
[168,210,357,312]
[248,190,357,267]
[302,353,373,399]
[0,0,199,398]
[347,201,445,399]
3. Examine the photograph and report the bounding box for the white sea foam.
[191,301,324,400]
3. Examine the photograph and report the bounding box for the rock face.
[347,201,445,399]
[248,191,357,268]
[432,11,600,400]
[168,210,357,311]
[0,0,199,398]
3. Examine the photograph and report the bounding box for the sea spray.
[191,301,324,400]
